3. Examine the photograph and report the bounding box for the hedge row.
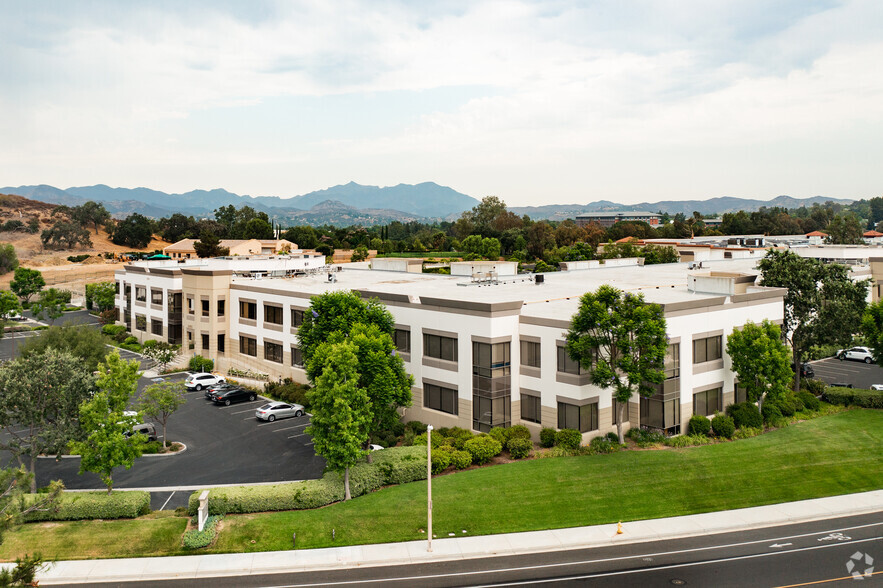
[24,490,150,522]
[824,387,883,408]
[188,446,427,516]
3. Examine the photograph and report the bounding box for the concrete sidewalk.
[32,489,883,585]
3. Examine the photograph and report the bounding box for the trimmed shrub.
[182,515,221,549]
[733,426,763,439]
[507,437,532,459]
[777,395,797,417]
[589,436,619,454]
[539,427,557,448]
[449,449,472,470]
[101,324,127,338]
[726,402,763,429]
[24,490,150,521]
[824,387,883,408]
[801,378,826,397]
[761,401,782,423]
[627,428,665,447]
[464,436,502,465]
[189,355,214,373]
[711,413,735,439]
[264,378,311,408]
[406,421,427,434]
[413,432,445,449]
[119,343,142,352]
[554,428,582,450]
[123,336,138,345]
[798,390,821,411]
[507,424,532,441]
[189,447,426,515]
[605,432,620,443]
[488,427,510,447]
[664,434,714,448]
[431,447,452,474]
[688,414,711,436]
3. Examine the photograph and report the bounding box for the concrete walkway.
[32,489,883,585]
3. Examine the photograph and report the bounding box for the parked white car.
[185,372,226,391]
[835,346,874,363]
[870,384,883,391]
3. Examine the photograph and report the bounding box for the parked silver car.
[255,401,305,422]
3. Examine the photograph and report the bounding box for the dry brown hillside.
[0,193,169,292]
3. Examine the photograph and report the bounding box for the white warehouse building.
[115,256,785,441]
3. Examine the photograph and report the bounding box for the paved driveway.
[28,372,325,500]
[808,356,883,389]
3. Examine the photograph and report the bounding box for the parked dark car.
[205,382,238,400]
[793,362,814,378]
[212,387,257,406]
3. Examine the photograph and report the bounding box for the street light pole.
[427,424,433,553]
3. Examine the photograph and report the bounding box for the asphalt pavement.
[809,356,883,389]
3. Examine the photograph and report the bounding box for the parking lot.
[809,356,883,389]
[29,372,326,509]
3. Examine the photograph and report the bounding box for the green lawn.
[3,410,881,560]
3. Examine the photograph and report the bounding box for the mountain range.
[0,182,856,226]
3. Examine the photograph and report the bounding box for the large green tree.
[10,267,44,303]
[110,213,154,248]
[861,300,883,366]
[306,340,372,501]
[72,351,144,493]
[0,243,19,275]
[758,249,869,391]
[193,230,229,258]
[137,380,186,449]
[0,290,21,321]
[0,349,95,491]
[71,201,111,234]
[726,320,792,413]
[0,466,63,544]
[85,281,116,312]
[566,285,668,443]
[825,212,864,245]
[282,225,319,249]
[21,324,110,372]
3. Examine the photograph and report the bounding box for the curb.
[38,443,187,460]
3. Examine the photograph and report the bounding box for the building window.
[665,343,680,379]
[265,341,283,363]
[472,341,511,431]
[291,346,303,367]
[264,305,283,325]
[424,382,458,415]
[135,314,146,331]
[424,333,458,362]
[135,287,146,302]
[735,383,748,404]
[114,281,120,295]
[693,336,722,364]
[557,401,598,433]
[217,300,225,317]
[217,334,225,353]
[520,340,541,369]
[202,299,210,317]
[239,301,257,320]
[187,297,194,315]
[240,336,257,357]
[151,289,163,305]
[169,292,182,314]
[557,346,583,375]
[394,329,410,353]
[201,333,209,350]
[521,394,541,424]
[151,319,163,336]
[291,308,304,327]
[693,387,722,416]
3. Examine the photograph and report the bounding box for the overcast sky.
[1,0,880,206]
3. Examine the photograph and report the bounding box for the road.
[810,356,883,389]
[48,512,883,587]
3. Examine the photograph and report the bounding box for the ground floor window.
[240,336,257,357]
[265,341,283,363]
[201,333,209,351]
[520,394,541,424]
[217,334,225,353]
[424,383,457,415]
[640,397,680,433]
[693,387,722,416]
[557,401,597,433]
[291,346,303,367]
[151,319,163,336]
[473,395,510,432]
[135,314,146,331]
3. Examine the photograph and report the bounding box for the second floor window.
[520,340,541,369]
[265,305,283,325]
[291,308,304,327]
[240,336,257,356]
[557,346,583,375]
[693,336,722,364]
[239,301,257,320]
[424,333,457,362]
[394,329,410,353]
[135,287,146,302]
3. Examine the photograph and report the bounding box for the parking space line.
[159,491,175,511]
[257,418,308,427]
[272,423,310,433]
[288,433,307,439]
[218,401,262,410]
[231,407,258,415]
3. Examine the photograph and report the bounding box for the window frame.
[264,304,283,325]
[239,301,257,320]
[264,341,283,363]
[520,394,541,424]
[240,336,257,357]
[424,382,458,415]
[424,333,458,362]
[520,340,541,369]
[557,401,598,433]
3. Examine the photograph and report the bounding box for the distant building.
[575,211,661,228]
[864,230,883,245]
[162,239,296,259]
[805,231,828,245]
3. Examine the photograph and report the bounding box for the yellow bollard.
[617,521,623,535]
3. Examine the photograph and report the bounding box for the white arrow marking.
[770,543,793,548]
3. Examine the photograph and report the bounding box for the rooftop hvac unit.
[535,274,544,284]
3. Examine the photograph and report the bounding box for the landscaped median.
[2,409,881,561]
[22,490,149,522]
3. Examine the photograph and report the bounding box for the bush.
[664,434,714,448]
[189,447,426,515]
[182,515,221,549]
[605,432,620,443]
[189,355,214,373]
[413,432,445,449]
[464,436,502,465]
[798,390,821,411]
[761,401,782,423]
[120,342,141,352]
[431,447,452,474]
[405,421,427,434]
[23,490,150,521]
[777,395,797,417]
[488,427,510,447]
[824,387,883,408]
[801,378,826,397]
[688,414,711,436]
[67,254,90,263]
[123,336,138,345]
[447,449,471,469]
[589,436,619,454]
[554,428,582,450]
[539,427,557,448]
[627,428,665,447]
[507,425,532,441]
[726,402,763,429]
[264,378,311,408]
[507,437,532,459]
[101,324,127,338]
[711,413,735,439]
[733,426,763,439]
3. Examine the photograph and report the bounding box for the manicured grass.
[2,410,880,560]
[0,512,188,561]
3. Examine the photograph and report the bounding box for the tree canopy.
[110,213,154,248]
[726,320,792,412]
[10,267,44,303]
[566,285,668,442]
[21,324,110,372]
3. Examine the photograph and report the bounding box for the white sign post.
[198,490,210,532]
[427,424,433,553]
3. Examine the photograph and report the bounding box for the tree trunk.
[344,467,351,501]
[617,402,626,444]
[365,440,373,464]
[162,421,168,450]
[106,476,113,495]
[792,347,801,393]
[29,455,37,493]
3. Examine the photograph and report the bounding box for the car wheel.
[224,399,231,406]
[295,410,303,417]
[865,357,872,363]
[196,384,203,391]
[249,394,256,401]
[268,415,275,422]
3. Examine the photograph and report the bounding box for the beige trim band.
[422,327,459,339]
[422,377,458,391]
[556,395,599,407]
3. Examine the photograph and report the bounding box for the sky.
[1,0,881,207]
